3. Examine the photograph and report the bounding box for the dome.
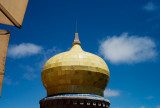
[41,33,110,96]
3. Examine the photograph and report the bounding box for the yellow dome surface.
[41,33,110,96]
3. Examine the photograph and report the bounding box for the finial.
[72,33,81,46]
[72,22,81,46]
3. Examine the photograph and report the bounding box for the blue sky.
[0,0,160,108]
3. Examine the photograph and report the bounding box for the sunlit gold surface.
[42,34,110,96]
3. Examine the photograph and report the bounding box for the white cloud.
[3,76,19,85]
[143,2,159,12]
[20,65,35,72]
[20,65,37,80]
[145,96,154,100]
[99,33,157,64]
[23,72,37,80]
[157,105,160,108]
[104,89,120,97]
[3,76,12,85]
[139,106,145,108]
[8,43,43,58]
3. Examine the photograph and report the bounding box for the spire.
[72,22,81,46]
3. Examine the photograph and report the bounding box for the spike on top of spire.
[76,21,77,33]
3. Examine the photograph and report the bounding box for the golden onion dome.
[41,33,110,96]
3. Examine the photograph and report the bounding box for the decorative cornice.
[40,96,110,108]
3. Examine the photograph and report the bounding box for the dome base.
[40,94,110,108]
[47,85,104,97]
